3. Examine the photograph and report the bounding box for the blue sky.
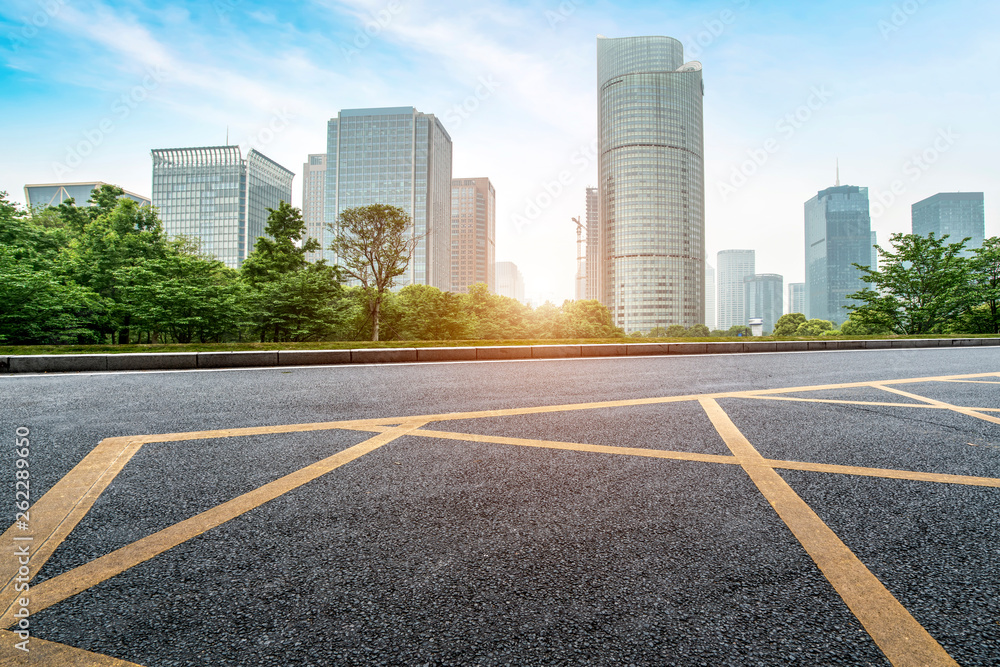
[2,0,998,305]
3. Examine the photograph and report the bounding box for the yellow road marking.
[1,421,426,628]
[935,379,1000,385]
[0,629,145,666]
[0,437,143,620]
[739,396,942,409]
[873,385,1000,426]
[700,398,958,667]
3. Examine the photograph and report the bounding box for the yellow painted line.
[934,379,1000,385]
[0,437,143,621]
[765,460,1000,488]
[873,385,1000,426]
[2,421,426,628]
[127,418,399,444]
[0,629,145,666]
[408,428,740,466]
[700,398,958,667]
[739,396,942,409]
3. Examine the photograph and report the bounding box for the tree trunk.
[372,296,380,342]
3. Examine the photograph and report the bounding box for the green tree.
[330,204,415,341]
[686,324,710,337]
[795,319,833,336]
[664,324,687,337]
[394,284,475,340]
[848,232,971,335]
[726,325,751,337]
[773,313,806,336]
[465,282,529,339]
[966,237,1000,333]
[557,300,623,338]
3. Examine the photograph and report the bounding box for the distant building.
[705,264,716,330]
[717,250,755,331]
[745,274,783,335]
[326,106,452,289]
[870,231,878,271]
[496,261,525,304]
[585,186,600,301]
[302,154,326,262]
[804,185,871,325]
[24,182,150,209]
[451,177,496,293]
[787,282,805,315]
[912,192,985,256]
[151,146,294,268]
[597,35,705,332]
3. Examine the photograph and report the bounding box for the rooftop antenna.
[836,158,841,187]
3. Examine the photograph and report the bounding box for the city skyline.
[2,1,998,305]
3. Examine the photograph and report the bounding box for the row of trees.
[0,188,623,345]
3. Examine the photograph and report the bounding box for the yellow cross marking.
[5,370,999,666]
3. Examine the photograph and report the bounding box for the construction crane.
[573,216,585,300]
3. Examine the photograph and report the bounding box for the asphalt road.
[1,347,999,666]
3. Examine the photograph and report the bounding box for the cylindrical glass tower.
[597,36,705,333]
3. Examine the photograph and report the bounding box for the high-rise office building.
[451,177,496,293]
[912,192,985,256]
[151,146,294,268]
[705,263,716,330]
[25,182,150,209]
[496,261,525,304]
[804,185,871,325]
[326,107,452,290]
[717,250,755,330]
[302,154,326,262]
[745,274,783,335]
[787,282,805,315]
[597,35,705,333]
[585,186,600,301]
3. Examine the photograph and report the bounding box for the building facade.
[302,154,327,262]
[912,192,985,256]
[787,282,805,315]
[745,273,783,335]
[804,185,871,325]
[25,182,150,209]
[496,261,525,304]
[326,107,452,290]
[597,35,705,333]
[716,249,755,330]
[705,263,716,330]
[151,145,294,268]
[585,186,600,301]
[450,177,496,293]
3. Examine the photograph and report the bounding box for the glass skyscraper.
[716,249,754,331]
[912,192,985,257]
[451,177,496,293]
[301,154,327,263]
[584,186,600,301]
[745,274,784,335]
[804,185,872,325]
[325,107,452,290]
[597,35,705,333]
[151,146,294,268]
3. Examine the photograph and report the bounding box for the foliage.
[330,204,414,341]
[848,232,971,335]
[795,319,833,336]
[773,313,806,336]
[964,238,1000,334]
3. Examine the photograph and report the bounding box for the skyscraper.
[745,274,783,335]
[717,250,755,331]
[151,146,294,268]
[302,154,326,262]
[326,107,452,290]
[804,185,871,325]
[705,263,716,330]
[451,177,496,293]
[585,186,600,301]
[912,192,985,256]
[496,261,525,304]
[870,231,878,271]
[787,282,805,315]
[597,35,705,333]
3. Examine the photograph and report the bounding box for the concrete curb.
[2,338,996,374]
